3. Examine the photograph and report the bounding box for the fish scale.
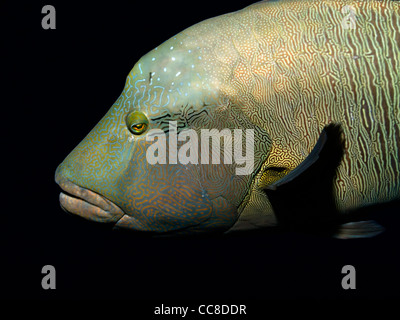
[207,0,400,211]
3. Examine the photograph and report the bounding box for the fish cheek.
[115,139,213,232]
[186,101,272,210]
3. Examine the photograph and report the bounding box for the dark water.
[4,197,400,300]
[3,0,399,301]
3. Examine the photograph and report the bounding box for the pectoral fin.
[263,123,384,239]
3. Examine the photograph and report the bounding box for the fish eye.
[126,111,149,135]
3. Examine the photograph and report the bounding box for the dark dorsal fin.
[263,123,384,238]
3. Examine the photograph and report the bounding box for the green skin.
[55,0,400,235]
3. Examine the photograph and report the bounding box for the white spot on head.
[171,57,176,61]
[175,71,181,77]
[163,67,167,72]
[170,46,174,50]
[152,57,156,61]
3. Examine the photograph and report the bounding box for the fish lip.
[55,175,125,223]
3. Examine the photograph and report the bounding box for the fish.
[55,0,399,238]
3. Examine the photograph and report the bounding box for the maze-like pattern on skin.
[56,0,400,234]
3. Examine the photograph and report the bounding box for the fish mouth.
[55,175,125,223]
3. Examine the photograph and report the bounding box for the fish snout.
[55,170,125,224]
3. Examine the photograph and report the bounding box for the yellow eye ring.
[126,111,149,135]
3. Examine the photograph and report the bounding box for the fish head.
[55,34,271,235]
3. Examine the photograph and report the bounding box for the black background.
[2,0,399,302]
